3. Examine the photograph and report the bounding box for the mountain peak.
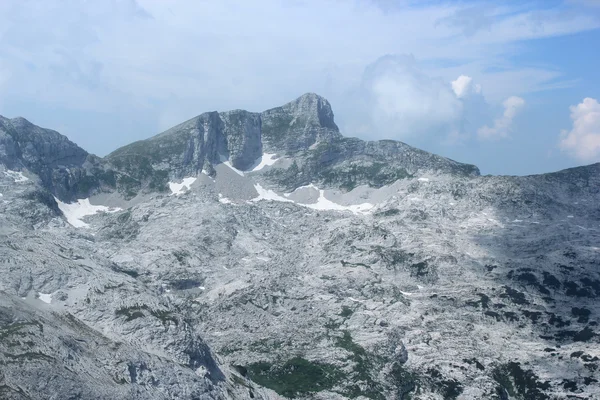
[7,116,34,128]
[281,92,338,131]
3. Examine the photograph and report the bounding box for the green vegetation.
[370,247,414,270]
[492,362,550,400]
[335,331,385,399]
[410,261,430,277]
[375,208,401,217]
[339,306,354,318]
[0,321,43,340]
[340,260,372,269]
[115,305,178,326]
[1,351,54,363]
[246,357,343,398]
[388,362,418,399]
[172,250,190,264]
[321,162,412,192]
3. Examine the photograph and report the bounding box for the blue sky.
[0,0,599,175]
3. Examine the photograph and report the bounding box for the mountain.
[0,94,599,400]
[0,115,118,202]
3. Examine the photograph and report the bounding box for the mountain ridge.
[2,93,481,202]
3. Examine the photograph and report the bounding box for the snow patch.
[55,198,121,228]
[250,153,279,172]
[218,194,233,204]
[284,183,319,197]
[38,292,52,304]
[417,177,430,182]
[252,183,294,203]
[304,189,373,214]
[4,170,29,183]
[169,177,197,196]
[348,297,365,303]
[253,184,373,214]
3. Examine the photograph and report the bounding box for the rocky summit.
[0,93,599,400]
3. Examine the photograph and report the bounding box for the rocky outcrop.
[261,92,340,153]
[0,116,116,202]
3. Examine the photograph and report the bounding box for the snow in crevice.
[218,194,233,204]
[249,153,279,172]
[251,183,373,215]
[252,183,294,203]
[38,292,52,304]
[303,189,373,214]
[417,177,430,182]
[168,177,197,196]
[284,183,319,197]
[4,170,29,183]
[55,197,121,228]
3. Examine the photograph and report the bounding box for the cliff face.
[0,116,116,202]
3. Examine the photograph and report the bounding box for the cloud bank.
[340,55,521,144]
[559,98,600,162]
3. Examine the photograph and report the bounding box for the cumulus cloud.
[451,75,482,99]
[477,96,525,140]
[352,55,463,139]
[341,56,515,144]
[559,98,600,161]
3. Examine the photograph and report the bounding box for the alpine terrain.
[0,93,599,400]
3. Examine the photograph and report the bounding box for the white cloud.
[477,96,525,140]
[559,98,600,162]
[452,75,482,99]
[352,55,463,139]
[341,56,511,144]
[0,0,597,154]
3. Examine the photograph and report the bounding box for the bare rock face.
[0,293,222,400]
[1,94,599,400]
[221,110,263,170]
[261,92,340,153]
[0,116,115,202]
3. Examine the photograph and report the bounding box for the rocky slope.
[0,94,599,400]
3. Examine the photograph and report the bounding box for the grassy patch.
[335,331,385,399]
[115,305,178,326]
[0,321,43,340]
[492,362,550,400]
[339,306,354,318]
[246,357,343,398]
